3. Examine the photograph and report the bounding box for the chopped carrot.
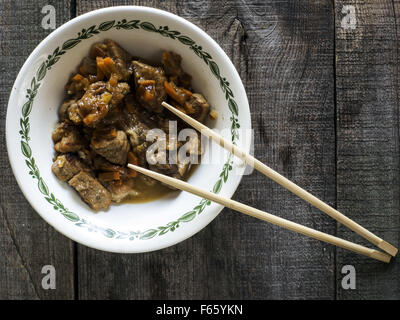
[72,74,84,82]
[109,73,118,87]
[96,57,106,78]
[182,88,193,96]
[104,58,115,74]
[164,81,182,103]
[98,171,120,181]
[83,105,107,126]
[143,89,154,101]
[96,56,116,77]
[103,57,114,66]
[96,56,105,68]
[138,79,156,86]
[164,81,190,105]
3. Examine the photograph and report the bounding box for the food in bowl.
[51,39,216,211]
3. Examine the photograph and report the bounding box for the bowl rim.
[6,5,251,253]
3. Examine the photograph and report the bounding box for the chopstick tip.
[378,240,398,257]
[370,250,392,263]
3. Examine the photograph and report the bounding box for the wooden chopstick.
[161,101,398,257]
[128,163,391,263]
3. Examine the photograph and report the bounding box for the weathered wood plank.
[76,0,336,299]
[236,0,336,299]
[335,0,400,299]
[0,0,75,299]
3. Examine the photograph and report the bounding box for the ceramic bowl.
[6,6,251,253]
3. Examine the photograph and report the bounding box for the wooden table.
[0,0,399,300]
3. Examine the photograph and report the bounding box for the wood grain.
[76,0,336,299]
[334,0,400,299]
[0,0,75,299]
[1,0,399,300]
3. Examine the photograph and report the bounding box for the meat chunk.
[93,155,128,176]
[58,99,77,121]
[90,40,132,81]
[161,51,191,88]
[148,155,190,181]
[132,61,167,113]
[65,74,91,96]
[110,82,130,106]
[184,93,210,123]
[67,102,83,124]
[122,112,149,145]
[177,161,190,177]
[77,149,94,167]
[79,56,97,76]
[52,122,86,153]
[92,155,139,202]
[51,154,90,182]
[175,134,201,177]
[104,179,139,203]
[164,80,192,105]
[147,138,183,183]
[97,106,124,127]
[51,41,212,210]
[77,82,109,127]
[69,171,112,211]
[91,130,130,165]
[148,161,179,176]
[103,39,132,80]
[77,81,130,127]
[120,102,155,166]
[147,132,200,182]
[163,81,210,123]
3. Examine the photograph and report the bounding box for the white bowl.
[6,6,251,253]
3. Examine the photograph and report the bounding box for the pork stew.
[52,40,214,211]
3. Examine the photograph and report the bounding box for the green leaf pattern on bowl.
[18,19,240,240]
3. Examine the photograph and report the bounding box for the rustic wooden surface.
[0,0,398,299]
[0,0,75,300]
[335,0,400,299]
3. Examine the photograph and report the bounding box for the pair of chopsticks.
[128,101,398,263]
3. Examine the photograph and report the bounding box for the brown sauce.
[122,163,198,204]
